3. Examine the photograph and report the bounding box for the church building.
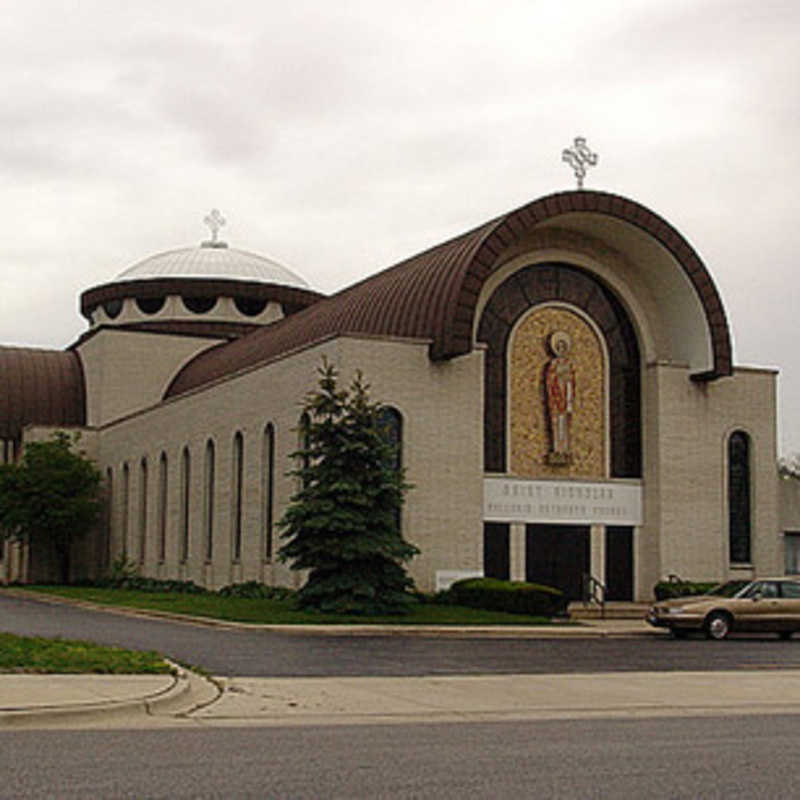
[0,190,790,601]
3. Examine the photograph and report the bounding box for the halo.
[549,330,572,355]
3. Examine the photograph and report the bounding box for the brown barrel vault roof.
[166,190,732,399]
[0,347,86,440]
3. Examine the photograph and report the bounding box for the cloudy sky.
[2,0,799,452]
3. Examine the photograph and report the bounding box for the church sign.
[483,476,643,526]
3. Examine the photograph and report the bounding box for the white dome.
[116,244,310,289]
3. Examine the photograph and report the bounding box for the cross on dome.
[202,209,227,248]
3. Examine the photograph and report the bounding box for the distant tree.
[0,432,102,583]
[278,360,418,614]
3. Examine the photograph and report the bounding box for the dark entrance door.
[525,524,589,600]
[483,523,510,580]
[605,525,633,601]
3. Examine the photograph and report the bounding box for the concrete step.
[568,601,651,620]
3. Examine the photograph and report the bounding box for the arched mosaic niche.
[477,262,641,478]
[509,307,605,479]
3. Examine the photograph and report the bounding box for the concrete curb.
[0,661,222,729]
[0,588,662,638]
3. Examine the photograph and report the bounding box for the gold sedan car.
[646,578,800,640]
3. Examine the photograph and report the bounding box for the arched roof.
[166,190,732,399]
[0,347,86,439]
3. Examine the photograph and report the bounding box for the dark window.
[121,463,130,559]
[780,580,800,598]
[204,440,215,561]
[158,453,168,563]
[728,430,751,563]
[182,296,218,314]
[377,407,403,531]
[299,412,311,489]
[103,299,123,319]
[135,296,166,315]
[232,432,244,562]
[138,458,148,564]
[263,424,275,561]
[234,296,268,317]
[377,406,403,471]
[180,448,190,563]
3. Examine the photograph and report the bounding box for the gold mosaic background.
[509,307,606,479]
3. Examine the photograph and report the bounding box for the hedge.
[653,580,720,601]
[442,577,567,617]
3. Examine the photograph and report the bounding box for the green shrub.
[653,580,719,600]
[96,574,208,594]
[217,581,295,600]
[442,577,567,617]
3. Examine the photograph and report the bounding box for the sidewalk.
[5,666,800,729]
[0,663,219,728]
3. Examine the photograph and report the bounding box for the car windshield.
[707,580,750,597]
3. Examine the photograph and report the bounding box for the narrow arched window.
[158,453,168,563]
[377,406,403,471]
[105,467,113,569]
[232,432,244,562]
[729,430,752,563]
[180,447,191,563]
[298,411,311,489]
[121,463,130,560]
[138,458,148,564]
[263,423,275,561]
[204,439,215,562]
[377,406,403,532]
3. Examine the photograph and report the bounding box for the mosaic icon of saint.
[544,331,575,465]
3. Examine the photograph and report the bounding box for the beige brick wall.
[97,335,484,592]
[77,329,223,427]
[639,364,780,594]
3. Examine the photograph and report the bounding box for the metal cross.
[203,209,226,243]
[562,137,598,189]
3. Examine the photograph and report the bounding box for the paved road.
[2,715,798,799]
[3,593,800,676]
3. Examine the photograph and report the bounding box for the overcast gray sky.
[2,0,799,452]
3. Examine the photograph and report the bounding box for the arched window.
[729,430,752,564]
[105,467,113,569]
[180,447,191,563]
[204,440,215,562]
[138,458,148,564]
[377,406,403,531]
[299,412,311,489]
[232,432,244,562]
[121,463,130,560]
[263,423,275,561]
[158,453,168,563]
[377,406,403,471]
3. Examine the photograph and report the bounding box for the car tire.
[705,611,732,640]
[779,631,793,641]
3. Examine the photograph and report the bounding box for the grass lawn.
[9,586,558,626]
[0,632,171,674]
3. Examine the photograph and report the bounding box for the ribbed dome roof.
[116,243,310,289]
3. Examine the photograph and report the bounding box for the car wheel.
[705,611,732,640]
[779,631,793,641]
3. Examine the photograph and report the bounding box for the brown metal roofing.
[166,190,732,399]
[0,347,86,440]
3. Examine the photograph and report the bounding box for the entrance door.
[605,526,633,601]
[483,523,510,580]
[525,524,589,600]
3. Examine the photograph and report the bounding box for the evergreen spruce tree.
[278,360,418,614]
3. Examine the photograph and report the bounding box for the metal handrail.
[582,572,607,619]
